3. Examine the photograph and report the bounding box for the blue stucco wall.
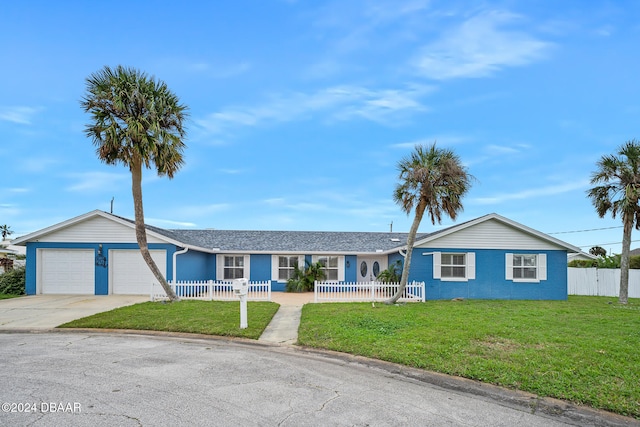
[407,248,567,300]
[175,250,211,282]
[25,242,176,295]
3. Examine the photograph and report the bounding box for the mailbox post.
[232,278,249,329]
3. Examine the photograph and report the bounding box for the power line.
[577,240,640,248]
[547,225,623,235]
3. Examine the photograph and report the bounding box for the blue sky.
[1,1,639,254]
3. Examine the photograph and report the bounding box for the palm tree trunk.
[619,212,632,304]
[131,159,180,302]
[386,200,426,304]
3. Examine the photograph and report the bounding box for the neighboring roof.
[568,251,598,261]
[630,248,640,256]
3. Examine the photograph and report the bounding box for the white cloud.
[65,172,129,192]
[471,181,589,205]
[0,106,41,125]
[146,218,197,228]
[392,134,470,149]
[413,10,553,80]
[195,84,433,135]
[173,203,231,218]
[485,144,530,155]
[20,157,59,173]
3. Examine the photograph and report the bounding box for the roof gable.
[12,210,181,246]
[414,213,580,252]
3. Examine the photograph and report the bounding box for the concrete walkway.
[259,292,314,344]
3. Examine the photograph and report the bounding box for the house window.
[513,254,537,279]
[317,255,339,281]
[278,256,299,281]
[505,253,547,282]
[441,253,466,278]
[223,255,245,279]
[432,252,475,281]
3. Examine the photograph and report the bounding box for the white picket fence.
[151,280,271,302]
[314,281,425,303]
[568,268,640,298]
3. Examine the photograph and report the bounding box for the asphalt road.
[0,332,634,427]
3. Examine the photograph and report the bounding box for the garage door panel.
[110,250,166,295]
[39,249,95,294]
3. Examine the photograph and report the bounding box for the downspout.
[173,247,189,284]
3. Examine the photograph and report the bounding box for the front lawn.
[59,300,280,340]
[298,296,640,418]
[0,294,22,300]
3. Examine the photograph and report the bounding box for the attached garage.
[37,249,95,294]
[110,249,167,295]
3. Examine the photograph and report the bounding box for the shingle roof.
[110,212,429,253]
[167,229,430,253]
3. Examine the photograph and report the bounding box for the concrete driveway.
[0,295,148,330]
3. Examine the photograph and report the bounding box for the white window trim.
[433,252,475,282]
[271,255,305,282]
[506,253,547,283]
[216,254,250,281]
[312,255,345,282]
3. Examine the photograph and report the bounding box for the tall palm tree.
[587,139,640,305]
[386,143,472,304]
[81,65,188,302]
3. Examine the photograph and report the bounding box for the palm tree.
[587,139,640,305]
[0,225,12,241]
[589,246,607,257]
[81,66,188,302]
[386,143,472,304]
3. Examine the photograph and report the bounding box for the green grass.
[298,296,640,418]
[59,300,280,340]
[0,294,22,299]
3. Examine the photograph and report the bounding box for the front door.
[357,256,387,282]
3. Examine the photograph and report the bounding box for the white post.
[239,294,248,329]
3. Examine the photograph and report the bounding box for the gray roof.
[167,229,430,253]
[110,212,429,253]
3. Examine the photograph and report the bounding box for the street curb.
[2,327,637,427]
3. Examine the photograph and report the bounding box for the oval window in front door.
[372,261,380,278]
[360,261,368,278]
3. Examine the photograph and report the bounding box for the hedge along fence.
[568,267,640,298]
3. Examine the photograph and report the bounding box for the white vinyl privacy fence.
[568,268,640,298]
[151,280,271,301]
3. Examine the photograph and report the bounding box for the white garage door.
[39,249,95,294]
[110,250,167,295]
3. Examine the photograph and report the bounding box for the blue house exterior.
[13,211,580,300]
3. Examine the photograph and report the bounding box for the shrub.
[377,260,402,283]
[0,266,26,295]
[286,261,326,292]
[568,259,597,268]
[630,255,640,269]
